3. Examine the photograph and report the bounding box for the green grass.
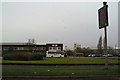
[2,57,119,64]
[0,57,2,63]
[3,69,119,76]
[2,65,118,67]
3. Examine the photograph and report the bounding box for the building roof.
[46,42,63,44]
[0,42,62,46]
[1,42,28,45]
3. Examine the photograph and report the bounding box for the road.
[2,66,119,70]
[66,57,119,58]
[2,66,119,80]
[2,75,120,80]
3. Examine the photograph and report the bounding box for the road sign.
[98,5,108,29]
[98,2,109,70]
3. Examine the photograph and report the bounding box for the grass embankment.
[3,69,119,76]
[2,57,119,64]
[3,65,112,67]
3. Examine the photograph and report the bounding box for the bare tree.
[27,38,35,45]
[26,38,36,52]
[103,37,105,51]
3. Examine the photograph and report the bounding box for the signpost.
[98,2,109,69]
[98,4,108,29]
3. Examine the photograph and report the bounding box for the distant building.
[0,42,63,55]
[46,43,63,51]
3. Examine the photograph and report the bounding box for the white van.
[46,51,64,58]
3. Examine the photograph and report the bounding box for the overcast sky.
[118,1,120,48]
[1,2,118,49]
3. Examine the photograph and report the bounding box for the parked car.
[88,54,92,57]
[91,54,95,57]
[99,54,104,57]
[88,54,100,57]
[93,54,100,57]
[107,54,113,57]
[103,54,113,57]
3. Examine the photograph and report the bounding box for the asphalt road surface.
[2,66,120,80]
[2,66,119,70]
[2,75,120,80]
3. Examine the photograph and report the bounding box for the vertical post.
[104,27,108,69]
[103,2,108,70]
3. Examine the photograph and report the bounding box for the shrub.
[3,52,43,61]
[3,54,13,60]
[65,50,74,56]
[33,53,43,60]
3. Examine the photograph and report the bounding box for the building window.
[49,47,52,50]
[3,47,9,51]
[58,47,61,50]
[43,47,46,50]
[14,47,17,50]
[37,47,46,50]
[17,47,24,50]
[38,47,41,50]
[53,47,57,50]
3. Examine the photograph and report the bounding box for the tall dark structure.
[98,2,109,69]
[98,2,109,29]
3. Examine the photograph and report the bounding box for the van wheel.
[51,56,53,58]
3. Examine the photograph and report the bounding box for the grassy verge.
[3,69,119,76]
[2,57,119,64]
[2,65,118,67]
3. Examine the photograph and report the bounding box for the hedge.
[3,52,43,61]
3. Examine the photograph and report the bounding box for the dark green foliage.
[33,53,43,60]
[3,52,43,61]
[65,50,74,56]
